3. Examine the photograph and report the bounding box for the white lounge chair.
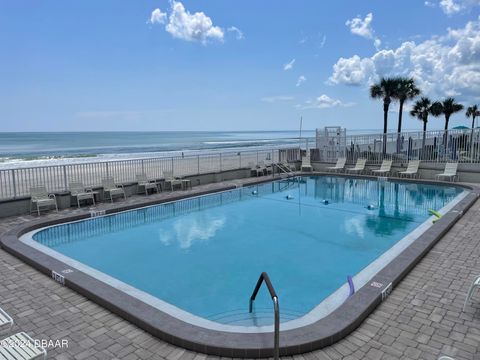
[136,173,159,195]
[0,306,13,334]
[101,177,126,203]
[0,332,47,359]
[436,162,459,182]
[463,275,480,311]
[371,159,392,176]
[301,155,313,172]
[346,158,367,174]
[69,181,95,208]
[248,162,263,177]
[163,171,182,191]
[399,160,420,178]
[258,161,272,175]
[326,158,346,172]
[29,186,58,216]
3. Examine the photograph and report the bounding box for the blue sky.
[0,0,479,132]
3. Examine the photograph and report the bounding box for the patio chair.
[258,161,272,175]
[29,186,58,216]
[301,155,313,172]
[326,158,346,172]
[0,332,47,359]
[101,177,126,203]
[346,158,367,174]
[371,159,392,176]
[0,306,13,334]
[136,173,159,195]
[69,181,95,208]
[248,162,263,177]
[463,275,480,311]
[398,160,420,178]
[436,162,459,182]
[164,171,182,191]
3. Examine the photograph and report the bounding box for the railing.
[0,147,303,200]
[313,128,480,165]
[249,272,280,360]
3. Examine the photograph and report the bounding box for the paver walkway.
[0,178,479,359]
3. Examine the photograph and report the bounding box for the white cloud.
[227,26,244,40]
[283,59,295,71]
[319,34,327,48]
[261,96,294,103]
[299,94,354,109]
[440,0,462,13]
[346,13,374,39]
[166,1,224,43]
[329,16,480,101]
[149,1,226,44]
[296,75,307,87]
[425,0,480,14]
[345,13,381,49]
[149,8,167,24]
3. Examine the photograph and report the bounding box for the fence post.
[171,157,174,176]
[63,165,67,191]
[11,169,17,199]
[105,162,109,177]
[141,159,145,174]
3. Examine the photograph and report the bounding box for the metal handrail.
[249,272,280,360]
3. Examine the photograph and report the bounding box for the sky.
[0,0,479,132]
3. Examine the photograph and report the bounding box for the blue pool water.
[32,176,463,326]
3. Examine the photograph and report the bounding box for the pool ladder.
[249,272,280,360]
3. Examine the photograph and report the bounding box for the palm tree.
[431,98,464,157]
[394,77,420,153]
[395,77,421,134]
[370,77,399,154]
[432,97,464,131]
[466,104,479,129]
[410,97,433,150]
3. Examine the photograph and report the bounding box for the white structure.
[315,127,346,161]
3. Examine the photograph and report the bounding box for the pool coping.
[1,173,479,357]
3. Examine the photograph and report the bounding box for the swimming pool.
[23,176,465,333]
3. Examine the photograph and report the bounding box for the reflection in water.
[34,176,462,247]
[344,216,365,239]
[159,215,226,249]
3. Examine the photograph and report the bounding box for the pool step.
[207,307,302,326]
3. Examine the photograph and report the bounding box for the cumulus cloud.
[296,75,307,87]
[149,8,167,24]
[425,0,480,14]
[329,16,480,101]
[149,1,242,45]
[227,26,244,40]
[283,59,296,71]
[345,13,381,49]
[165,1,224,43]
[261,96,294,103]
[298,94,354,109]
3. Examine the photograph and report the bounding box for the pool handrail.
[249,272,280,360]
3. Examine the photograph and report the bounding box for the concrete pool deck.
[0,173,480,359]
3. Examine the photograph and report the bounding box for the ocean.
[0,130,384,169]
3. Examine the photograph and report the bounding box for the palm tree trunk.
[444,114,450,157]
[383,100,389,156]
[396,100,404,154]
[422,119,427,159]
[472,115,476,129]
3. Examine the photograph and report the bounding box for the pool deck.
[0,174,480,359]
